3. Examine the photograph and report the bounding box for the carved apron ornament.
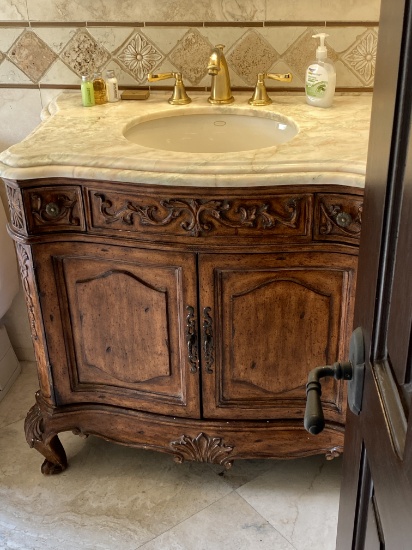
[95,193,301,237]
[170,432,234,469]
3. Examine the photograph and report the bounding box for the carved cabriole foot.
[24,401,68,475]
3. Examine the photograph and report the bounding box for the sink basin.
[123,111,298,153]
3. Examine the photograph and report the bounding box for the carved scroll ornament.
[95,193,301,237]
[16,243,38,340]
[5,184,24,230]
[31,193,80,226]
[170,432,234,469]
[319,201,362,237]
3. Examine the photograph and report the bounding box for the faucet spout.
[207,44,234,104]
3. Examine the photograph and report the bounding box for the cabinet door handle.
[186,306,199,373]
[203,307,214,374]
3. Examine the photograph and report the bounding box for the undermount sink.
[123,111,298,153]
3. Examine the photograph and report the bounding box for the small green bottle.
[81,75,95,107]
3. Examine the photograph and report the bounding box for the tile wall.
[1,1,380,91]
[0,0,381,361]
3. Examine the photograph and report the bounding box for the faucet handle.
[147,72,191,105]
[248,72,293,106]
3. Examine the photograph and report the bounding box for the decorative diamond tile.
[341,29,378,86]
[169,29,211,86]
[227,30,279,87]
[8,30,57,83]
[283,29,338,83]
[60,29,111,78]
[117,32,163,84]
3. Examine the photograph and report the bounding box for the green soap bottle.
[81,75,95,107]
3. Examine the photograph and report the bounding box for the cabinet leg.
[24,402,68,475]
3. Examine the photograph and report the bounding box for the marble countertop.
[0,91,372,188]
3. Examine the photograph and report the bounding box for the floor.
[0,363,342,550]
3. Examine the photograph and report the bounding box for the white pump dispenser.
[305,33,336,108]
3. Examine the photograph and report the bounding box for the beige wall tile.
[0,0,28,21]
[8,30,57,83]
[143,27,189,57]
[0,28,25,52]
[40,59,80,85]
[32,27,79,54]
[266,0,381,22]
[87,27,136,54]
[26,0,264,22]
[0,59,33,84]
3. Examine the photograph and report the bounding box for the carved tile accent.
[227,30,279,86]
[60,29,111,77]
[169,29,211,86]
[341,29,378,86]
[8,30,57,83]
[283,29,338,82]
[117,32,163,83]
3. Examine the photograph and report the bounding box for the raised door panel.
[33,242,200,418]
[199,252,357,420]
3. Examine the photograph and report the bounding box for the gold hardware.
[147,72,191,105]
[207,45,234,105]
[248,72,293,106]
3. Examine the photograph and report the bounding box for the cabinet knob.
[45,202,60,218]
[335,211,352,228]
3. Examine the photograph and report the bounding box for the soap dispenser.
[305,33,336,108]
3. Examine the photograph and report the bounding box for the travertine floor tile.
[0,361,38,429]
[138,491,295,550]
[0,368,341,549]
[237,455,342,550]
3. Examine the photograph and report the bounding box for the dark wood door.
[336,0,412,547]
[199,252,357,420]
[33,242,201,418]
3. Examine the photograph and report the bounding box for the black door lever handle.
[304,327,365,435]
[304,362,353,435]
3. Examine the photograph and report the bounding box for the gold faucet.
[147,72,191,105]
[207,44,234,105]
[248,72,293,106]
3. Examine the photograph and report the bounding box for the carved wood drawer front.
[23,186,85,234]
[88,189,313,241]
[314,193,363,244]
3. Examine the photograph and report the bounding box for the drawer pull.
[203,307,214,374]
[186,306,198,373]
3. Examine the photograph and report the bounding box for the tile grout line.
[233,489,299,549]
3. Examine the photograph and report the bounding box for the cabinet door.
[33,242,200,418]
[199,252,357,421]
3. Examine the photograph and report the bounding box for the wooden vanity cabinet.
[4,178,363,473]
